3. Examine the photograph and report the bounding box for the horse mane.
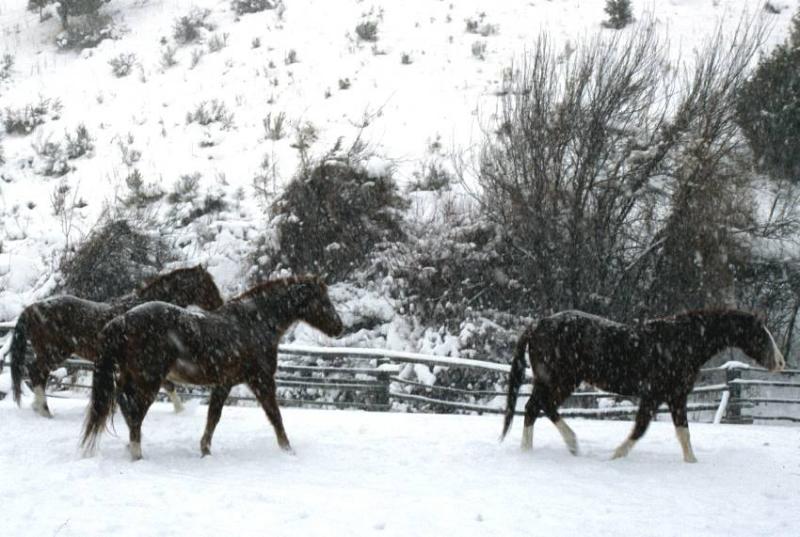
[137,266,201,295]
[647,308,757,324]
[230,275,325,302]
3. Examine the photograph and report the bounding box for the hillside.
[1,0,799,355]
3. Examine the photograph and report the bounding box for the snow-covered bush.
[207,32,229,53]
[58,219,176,301]
[173,8,213,45]
[166,173,228,227]
[64,124,94,159]
[55,13,117,49]
[120,169,164,208]
[55,0,109,29]
[465,14,498,37]
[407,162,452,192]
[186,99,234,129]
[31,136,69,177]
[2,97,61,135]
[0,54,13,82]
[160,45,178,69]
[258,150,406,282]
[355,20,379,42]
[108,52,136,78]
[231,0,278,16]
[471,40,486,60]
[603,0,633,29]
[736,6,800,182]
[263,111,286,140]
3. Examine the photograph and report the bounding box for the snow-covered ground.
[2,396,799,537]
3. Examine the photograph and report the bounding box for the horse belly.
[166,359,208,385]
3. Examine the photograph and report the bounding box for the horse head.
[297,276,344,337]
[739,312,786,372]
[191,265,224,310]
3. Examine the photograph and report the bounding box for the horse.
[81,275,344,461]
[9,265,223,417]
[500,309,786,462]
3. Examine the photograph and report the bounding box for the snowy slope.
[1,0,799,315]
[1,397,799,537]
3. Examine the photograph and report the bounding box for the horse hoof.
[201,448,211,457]
[33,407,53,419]
[683,455,698,463]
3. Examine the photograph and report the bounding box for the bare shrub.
[468,20,771,322]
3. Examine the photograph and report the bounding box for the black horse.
[501,309,786,462]
[81,275,344,461]
[9,265,223,417]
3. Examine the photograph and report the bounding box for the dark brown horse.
[81,275,343,461]
[10,265,223,417]
[501,309,786,462]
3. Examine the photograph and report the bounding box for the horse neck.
[684,311,749,365]
[137,278,184,304]
[226,288,306,335]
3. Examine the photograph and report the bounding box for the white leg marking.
[129,442,143,461]
[521,425,533,451]
[168,390,185,413]
[764,327,786,371]
[676,426,698,463]
[612,438,637,460]
[32,386,52,418]
[555,419,579,455]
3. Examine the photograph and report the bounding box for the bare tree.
[472,26,680,317]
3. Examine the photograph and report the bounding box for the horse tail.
[81,323,122,455]
[501,324,534,441]
[10,310,30,406]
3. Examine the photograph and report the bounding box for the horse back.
[24,295,116,359]
[530,312,650,395]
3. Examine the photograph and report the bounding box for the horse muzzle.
[770,350,786,372]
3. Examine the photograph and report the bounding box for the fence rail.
[2,324,799,423]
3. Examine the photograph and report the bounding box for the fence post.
[375,370,391,411]
[723,366,752,424]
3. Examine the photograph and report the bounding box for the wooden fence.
[2,323,799,423]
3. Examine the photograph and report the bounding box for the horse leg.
[27,355,55,418]
[540,388,579,456]
[200,385,231,457]
[521,383,545,451]
[668,394,697,463]
[612,398,658,460]
[121,381,158,461]
[248,374,292,452]
[162,380,185,413]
